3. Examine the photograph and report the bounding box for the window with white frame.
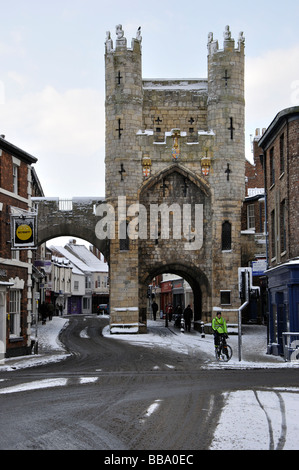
[74,280,79,291]
[13,165,18,194]
[102,275,108,288]
[85,275,91,289]
[247,204,255,230]
[11,250,20,261]
[9,290,21,337]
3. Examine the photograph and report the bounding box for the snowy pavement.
[1,316,299,450]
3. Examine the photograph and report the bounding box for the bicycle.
[215,334,233,362]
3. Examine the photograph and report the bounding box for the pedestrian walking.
[152,301,158,321]
[48,302,54,321]
[166,303,173,322]
[174,305,182,327]
[183,304,193,332]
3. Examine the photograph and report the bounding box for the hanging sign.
[11,215,37,249]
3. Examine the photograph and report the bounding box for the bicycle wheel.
[221,344,232,362]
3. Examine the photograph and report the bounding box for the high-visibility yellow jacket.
[212,316,228,334]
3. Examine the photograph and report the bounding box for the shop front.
[172,278,184,310]
[160,281,172,314]
[266,261,299,356]
[0,281,14,360]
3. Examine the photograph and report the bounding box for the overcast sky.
[0,0,298,200]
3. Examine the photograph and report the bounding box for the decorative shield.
[142,156,151,178]
[172,146,180,160]
[201,166,210,176]
[143,167,151,178]
[201,155,211,176]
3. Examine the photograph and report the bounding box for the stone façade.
[105,25,245,332]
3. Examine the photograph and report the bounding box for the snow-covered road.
[1,316,299,450]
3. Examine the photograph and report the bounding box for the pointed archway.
[138,164,212,326]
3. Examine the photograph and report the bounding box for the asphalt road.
[0,315,298,450]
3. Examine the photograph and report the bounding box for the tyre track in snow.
[254,390,287,450]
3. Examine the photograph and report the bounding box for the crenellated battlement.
[105,24,142,54]
[207,25,245,55]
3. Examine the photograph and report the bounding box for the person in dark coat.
[166,303,173,322]
[152,301,158,321]
[40,301,48,324]
[174,305,182,327]
[183,305,193,332]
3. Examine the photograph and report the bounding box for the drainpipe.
[260,151,270,348]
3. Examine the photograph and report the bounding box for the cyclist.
[212,311,229,358]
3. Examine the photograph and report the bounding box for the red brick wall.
[0,150,29,199]
[0,148,32,356]
[288,120,299,258]
[242,138,265,233]
[265,118,299,264]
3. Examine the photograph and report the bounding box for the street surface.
[0,315,298,450]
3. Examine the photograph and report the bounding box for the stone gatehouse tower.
[104,25,245,332]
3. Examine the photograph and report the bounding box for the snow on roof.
[65,244,109,273]
[143,79,208,92]
[50,246,88,274]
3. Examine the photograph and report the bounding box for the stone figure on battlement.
[224,25,231,40]
[105,31,113,52]
[116,24,124,39]
[136,26,142,43]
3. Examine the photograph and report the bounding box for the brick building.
[240,130,267,322]
[258,106,299,355]
[0,135,43,358]
[241,129,266,266]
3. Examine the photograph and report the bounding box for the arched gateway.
[34,25,246,334]
[105,25,245,333]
